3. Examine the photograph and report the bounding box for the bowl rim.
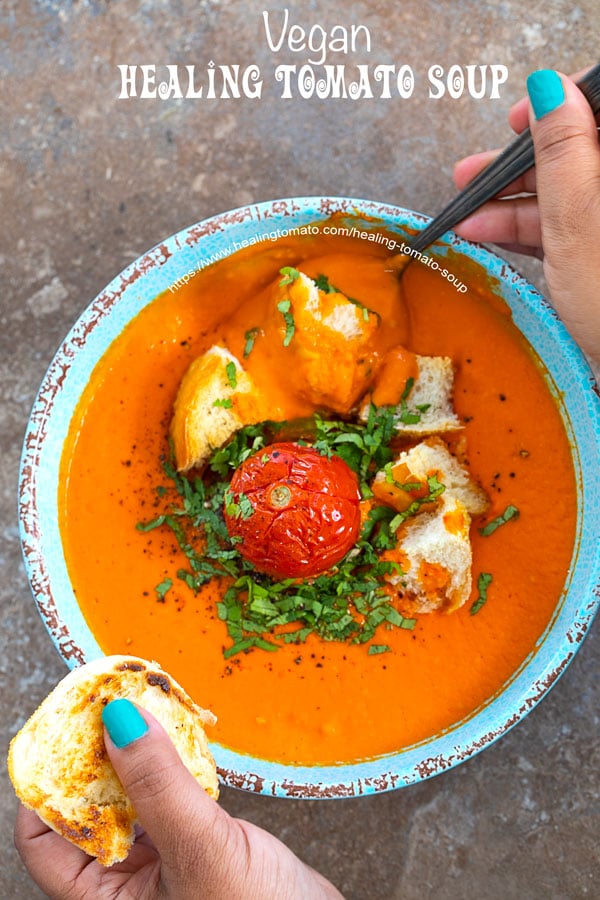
[18,195,600,798]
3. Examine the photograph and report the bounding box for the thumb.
[102,699,234,889]
[527,69,600,259]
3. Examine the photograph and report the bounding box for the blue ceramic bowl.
[18,197,600,798]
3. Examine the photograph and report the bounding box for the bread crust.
[8,655,218,866]
[359,353,462,434]
[170,344,263,472]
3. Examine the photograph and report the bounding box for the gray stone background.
[1,1,598,897]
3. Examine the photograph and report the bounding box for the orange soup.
[58,226,576,765]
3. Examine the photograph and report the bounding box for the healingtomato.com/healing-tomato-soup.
[58,223,577,766]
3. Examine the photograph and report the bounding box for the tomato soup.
[58,226,577,765]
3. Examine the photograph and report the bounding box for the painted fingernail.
[527,70,565,120]
[102,698,149,748]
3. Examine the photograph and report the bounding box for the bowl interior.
[19,197,600,797]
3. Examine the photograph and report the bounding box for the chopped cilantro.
[137,417,421,657]
[277,299,296,347]
[396,377,430,425]
[213,397,233,409]
[368,644,391,655]
[225,361,237,389]
[313,273,336,293]
[224,489,254,520]
[312,403,396,496]
[279,266,300,286]
[243,327,260,358]
[470,572,493,615]
[389,473,445,531]
[479,505,520,536]
[313,273,376,322]
[383,461,422,492]
[155,577,172,602]
[208,422,277,478]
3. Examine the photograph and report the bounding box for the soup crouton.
[171,345,266,471]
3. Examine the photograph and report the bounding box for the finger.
[508,97,530,135]
[453,150,537,196]
[527,70,600,261]
[453,196,542,249]
[509,65,596,135]
[15,804,160,900]
[103,700,235,891]
[15,804,95,897]
[453,150,498,189]
[488,242,544,260]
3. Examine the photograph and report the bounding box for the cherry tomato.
[224,442,361,579]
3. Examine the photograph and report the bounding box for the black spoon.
[392,62,600,268]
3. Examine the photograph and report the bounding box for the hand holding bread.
[10,655,343,899]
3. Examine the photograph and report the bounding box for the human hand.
[15,699,343,900]
[453,69,600,363]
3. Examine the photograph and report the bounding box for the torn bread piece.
[372,436,489,516]
[383,495,473,613]
[8,655,218,867]
[171,345,265,471]
[360,354,462,435]
[283,271,381,413]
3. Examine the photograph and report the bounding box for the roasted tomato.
[224,442,361,579]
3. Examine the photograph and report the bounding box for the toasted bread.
[360,354,462,435]
[398,355,462,434]
[8,655,218,866]
[383,495,473,613]
[171,345,266,471]
[284,272,381,413]
[372,436,489,516]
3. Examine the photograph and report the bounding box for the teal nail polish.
[102,698,148,748]
[527,70,565,120]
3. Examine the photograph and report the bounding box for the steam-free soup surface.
[59,227,576,765]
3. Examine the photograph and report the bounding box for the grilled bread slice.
[372,436,489,516]
[383,495,473,613]
[283,271,381,413]
[171,345,266,471]
[360,354,462,435]
[8,655,218,866]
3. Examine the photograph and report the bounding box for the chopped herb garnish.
[225,361,237,389]
[479,504,520,536]
[313,273,336,293]
[213,397,233,409]
[155,577,173,602]
[470,572,493,615]
[368,644,391,655]
[208,422,279,478]
[389,473,445,531]
[243,327,260,358]
[277,298,296,347]
[279,266,300,286]
[312,403,396,496]
[138,417,420,657]
[396,377,430,425]
[313,273,377,322]
[224,489,254,520]
[383,461,423,492]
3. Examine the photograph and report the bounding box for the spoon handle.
[406,62,600,254]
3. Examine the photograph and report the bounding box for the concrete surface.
[1,1,598,898]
